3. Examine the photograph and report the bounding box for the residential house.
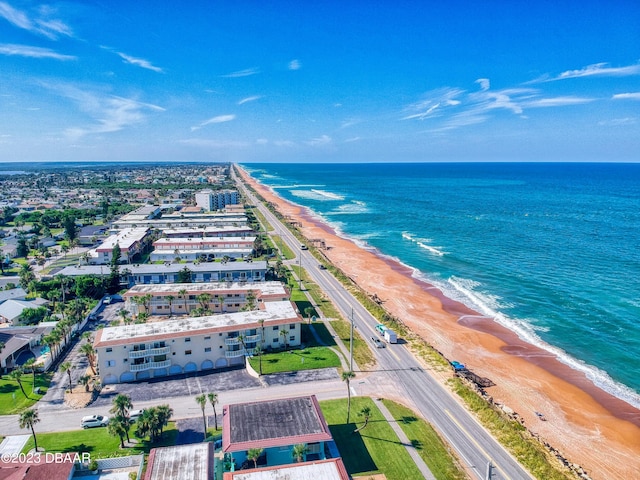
[0,298,49,326]
[144,443,214,480]
[222,459,349,480]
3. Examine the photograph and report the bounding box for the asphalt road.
[237,171,533,480]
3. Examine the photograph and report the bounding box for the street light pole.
[349,307,354,371]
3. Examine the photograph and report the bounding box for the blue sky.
[1,1,639,163]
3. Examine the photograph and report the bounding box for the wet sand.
[239,167,640,480]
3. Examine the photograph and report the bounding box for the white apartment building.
[195,189,239,212]
[93,227,150,264]
[149,236,255,262]
[94,300,301,384]
[123,281,289,316]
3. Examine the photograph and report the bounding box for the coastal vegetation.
[448,378,573,480]
[0,373,53,415]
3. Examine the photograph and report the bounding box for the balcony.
[129,346,171,359]
[225,348,255,358]
[130,359,171,372]
[245,333,261,343]
[224,337,240,346]
[224,334,260,346]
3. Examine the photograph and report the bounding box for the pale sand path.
[239,167,640,480]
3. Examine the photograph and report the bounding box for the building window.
[289,324,296,329]
[204,336,211,340]
[185,350,192,355]
[204,347,211,353]
[273,338,278,343]
[289,336,295,342]
[106,347,113,353]
[273,326,279,331]
[185,337,191,342]
[106,360,115,367]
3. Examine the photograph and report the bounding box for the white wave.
[330,202,370,215]
[290,189,342,202]
[445,276,640,409]
[271,184,325,189]
[310,189,345,200]
[416,241,445,256]
[402,232,414,241]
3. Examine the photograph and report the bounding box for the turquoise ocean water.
[244,162,640,408]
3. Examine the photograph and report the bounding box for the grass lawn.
[248,346,341,375]
[0,373,53,415]
[22,422,179,459]
[382,399,467,480]
[271,235,294,259]
[320,397,424,480]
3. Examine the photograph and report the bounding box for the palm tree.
[155,404,173,438]
[245,289,257,311]
[354,406,372,433]
[110,394,133,441]
[195,394,207,440]
[292,443,309,463]
[107,415,129,448]
[166,295,175,316]
[279,328,290,350]
[10,368,27,397]
[207,392,219,431]
[196,293,212,313]
[80,343,96,374]
[341,370,356,423]
[79,374,91,392]
[247,447,264,468]
[304,307,314,323]
[23,357,37,387]
[60,362,73,393]
[216,294,225,313]
[118,308,130,325]
[178,288,188,313]
[19,408,40,451]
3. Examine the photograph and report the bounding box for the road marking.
[444,409,509,480]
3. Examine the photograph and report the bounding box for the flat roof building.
[145,443,214,480]
[222,458,349,480]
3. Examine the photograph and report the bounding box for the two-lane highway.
[236,169,532,480]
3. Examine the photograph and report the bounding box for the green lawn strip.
[22,423,178,459]
[320,397,424,480]
[248,346,341,375]
[303,322,337,347]
[329,317,374,369]
[381,399,467,480]
[449,378,572,480]
[249,205,273,232]
[271,235,294,259]
[0,373,53,415]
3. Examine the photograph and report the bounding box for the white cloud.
[221,68,260,78]
[476,78,490,91]
[0,43,76,60]
[288,59,301,70]
[191,114,236,131]
[531,62,640,83]
[255,138,268,145]
[523,96,594,108]
[273,140,295,147]
[238,95,261,105]
[403,88,465,120]
[598,117,637,126]
[0,1,72,39]
[116,52,163,73]
[307,134,331,146]
[612,92,640,100]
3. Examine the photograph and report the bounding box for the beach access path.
[235,169,532,480]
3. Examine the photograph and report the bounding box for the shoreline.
[239,166,640,479]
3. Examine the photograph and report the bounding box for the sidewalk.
[0,435,31,455]
[373,398,436,480]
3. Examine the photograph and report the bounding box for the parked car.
[129,409,145,422]
[371,336,385,348]
[81,415,109,429]
[103,296,112,305]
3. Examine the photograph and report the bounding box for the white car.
[81,415,109,428]
[129,409,145,422]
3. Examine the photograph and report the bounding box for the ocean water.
[244,162,640,408]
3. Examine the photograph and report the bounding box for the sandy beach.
[239,167,640,480]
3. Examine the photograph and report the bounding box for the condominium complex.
[94,300,301,384]
[195,189,239,212]
[123,281,289,316]
[149,236,255,262]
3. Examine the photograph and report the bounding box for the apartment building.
[123,281,289,317]
[149,236,255,262]
[195,189,239,212]
[93,227,150,264]
[94,300,301,384]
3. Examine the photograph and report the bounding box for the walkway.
[0,434,31,455]
[373,398,436,480]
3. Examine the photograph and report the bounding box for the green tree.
[80,343,96,375]
[107,415,130,448]
[108,243,122,292]
[195,394,207,441]
[10,368,27,397]
[247,447,264,468]
[178,288,188,313]
[19,408,40,451]
[18,306,49,325]
[207,392,219,431]
[110,394,134,441]
[62,213,77,242]
[354,406,372,433]
[16,235,29,257]
[196,293,212,312]
[23,358,37,387]
[165,295,175,316]
[177,266,192,283]
[279,328,290,351]
[79,374,92,392]
[18,264,35,290]
[60,362,73,393]
[341,370,356,423]
[292,443,309,463]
